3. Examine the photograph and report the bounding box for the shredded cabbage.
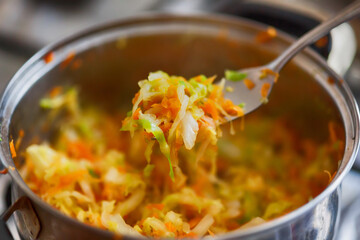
[19,75,339,238]
[121,71,244,181]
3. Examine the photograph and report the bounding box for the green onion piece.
[238,103,245,108]
[225,70,247,82]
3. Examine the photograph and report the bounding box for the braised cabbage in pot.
[19,72,341,238]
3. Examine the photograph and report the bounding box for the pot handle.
[0,196,41,240]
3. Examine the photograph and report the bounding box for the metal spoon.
[224,0,360,117]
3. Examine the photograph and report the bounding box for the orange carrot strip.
[166,85,178,98]
[256,27,277,43]
[261,83,271,98]
[133,108,141,120]
[206,75,217,84]
[267,27,277,37]
[194,75,204,83]
[58,170,87,188]
[132,92,140,104]
[49,86,63,98]
[61,51,76,69]
[324,170,336,184]
[165,222,176,233]
[0,168,8,174]
[15,129,25,149]
[223,99,244,117]
[9,140,16,158]
[44,52,54,64]
[260,69,279,83]
[67,141,94,161]
[209,85,222,100]
[203,100,219,120]
[146,203,165,211]
[243,78,255,90]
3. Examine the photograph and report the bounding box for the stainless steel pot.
[0,14,358,240]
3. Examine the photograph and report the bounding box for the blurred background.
[0,0,359,239]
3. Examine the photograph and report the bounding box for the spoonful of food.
[223,0,360,117]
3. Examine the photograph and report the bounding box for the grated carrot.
[267,27,277,37]
[67,141,94,161]
[146,203,165,211]
[223,99,244,117]
[260,69,279,83]
[49,86,63,98]
[0,168,8,174]
[165,222,176,232]
[206,76,217,84]
[9,139,16,158]
[203,100,219,121]
[43,52,54,64]
[324,170,331,180]
[58,170,87,188]
[243,78,255,90]
[209,85,222,100]
[16,129,25,149]
[132,108,141,120]
[261,83,271,98]
[256,27,277,43]
[132,92,140,104]
[324,170,336,184]
[61,51,76,69]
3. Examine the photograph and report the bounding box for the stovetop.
[0,0,360,239]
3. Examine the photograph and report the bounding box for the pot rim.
[0,12,359,239]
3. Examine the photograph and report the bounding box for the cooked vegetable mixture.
[20,72,339,238]
[121,71,244,181]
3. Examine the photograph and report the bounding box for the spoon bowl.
[223,64,277,116]
[223,0,360,117]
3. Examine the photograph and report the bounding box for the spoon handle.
[269,0,360,73]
